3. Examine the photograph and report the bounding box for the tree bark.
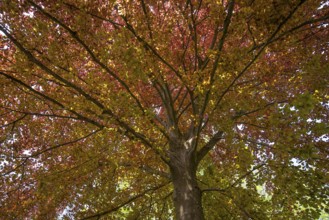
[169,142,204,220]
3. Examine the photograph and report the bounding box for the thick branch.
[1,158,29,177]
[250,14,329,52]
[208,0,235,81]
[25,129,103,158]
[0,106,80,120]
[81,182,170,220]
[0,113,27,129]
[202,163,266,192]
[231,100,287,120]
[63,2,123,28]
[121,16,187,87]
[27,1,169,139]
[140,0,153,40]
[27,0,144,112]
[0,27,166,162]
[187,0,200,71]
[196,131,223,164]
[197,0,235,133]
[0,26,106,111]
[0,71,102,128]
[212,0,307,114]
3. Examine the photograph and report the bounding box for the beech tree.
[0,0,328,219]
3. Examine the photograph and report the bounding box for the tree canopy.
[0,0,328,219]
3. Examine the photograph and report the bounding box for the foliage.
[0,0,328,219]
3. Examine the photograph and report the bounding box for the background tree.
[0,0,328,219]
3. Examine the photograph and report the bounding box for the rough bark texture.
[169,141,204,220]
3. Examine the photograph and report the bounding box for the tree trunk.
[169,143,204,220]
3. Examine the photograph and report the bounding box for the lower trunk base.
[169,149,204,220]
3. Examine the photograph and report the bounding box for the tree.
[0,0,328,219]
